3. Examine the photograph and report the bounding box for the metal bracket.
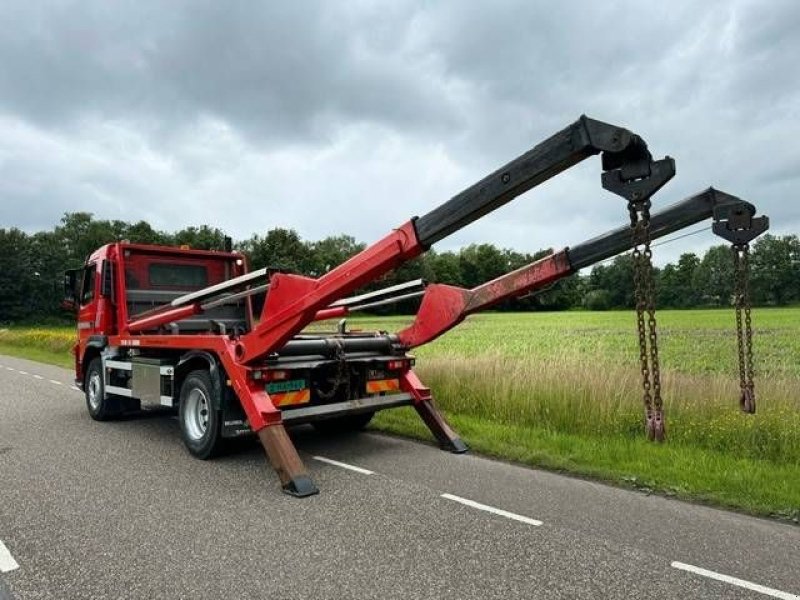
[712,204,770,246]
[601,157,676,204]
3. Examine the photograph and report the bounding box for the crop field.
[2,308,799,519]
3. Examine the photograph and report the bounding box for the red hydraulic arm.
[235,115,672,366]
[398,250,573,348]
[397,188,766,349]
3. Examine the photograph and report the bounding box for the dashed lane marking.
[0,540,19,573]
[671,561,799,600]
[440,493,543,526]
[312,456,374,475]
[1,365,76,390]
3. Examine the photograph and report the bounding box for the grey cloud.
[0,1,461,142]
[0,0,797,267]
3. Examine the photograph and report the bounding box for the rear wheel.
[179,369,224,459]
[85,358,121,421]
[312,411,375,434]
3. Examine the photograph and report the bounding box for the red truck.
[63,116,767,497]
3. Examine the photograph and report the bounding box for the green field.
[2,308,799,520]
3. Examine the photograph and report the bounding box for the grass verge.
[0,326,73,368]
[373,408,800,522]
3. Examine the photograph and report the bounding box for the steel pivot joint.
[600,156,676,205]
[712,204,770,247]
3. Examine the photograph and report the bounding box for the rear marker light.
[265,370,289,381]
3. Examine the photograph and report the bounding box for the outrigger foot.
[257,424,319,497]
[415,399,468,454]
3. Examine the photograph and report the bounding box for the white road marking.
[440,493,543,526]
[0,540,20,573]
[312,455,374,475]
[17,370,28,375]
[671,561,799,600]
[71,386,81,392]
[33,374,43,380]
[4,366,14,371]
[49,379,62,385]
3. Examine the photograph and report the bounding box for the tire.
[179,369,224,459]
[85,357,121,421]
[312,411,375,434]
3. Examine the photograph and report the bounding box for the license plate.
[266,378,306,394]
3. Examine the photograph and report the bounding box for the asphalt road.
[0,355,798,600]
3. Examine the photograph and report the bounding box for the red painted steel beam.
[235,221,422,363]
[312,306,349,321]
[397,250,573,348]
[127,303,202,333]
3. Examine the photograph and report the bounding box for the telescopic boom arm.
[396,188,767,348]
[235,116,673,364]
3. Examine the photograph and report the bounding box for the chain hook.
[713,203,767,415]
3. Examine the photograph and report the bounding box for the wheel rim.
[87,372,102,411]
[183,387,210,441]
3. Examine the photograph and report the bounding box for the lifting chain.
[316,338,351,401]
[732,243,756,413]
[711,201,767,413]
[628,199,665,441]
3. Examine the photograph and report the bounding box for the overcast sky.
[1,0,797,264]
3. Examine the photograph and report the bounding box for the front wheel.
[85,358,121,421]
[179,370,224,459]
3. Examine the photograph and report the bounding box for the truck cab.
[66,243,250,383]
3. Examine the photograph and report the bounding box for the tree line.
[1,212,798,322]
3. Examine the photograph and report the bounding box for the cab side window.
[80,264,96,306]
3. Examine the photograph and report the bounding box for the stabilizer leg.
[415,399,468,453]
[257,424,319,497]
[401,370,468,453]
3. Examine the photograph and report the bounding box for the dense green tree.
[587,254,635,308]
[749,234,800,305]
[173,225,227,250]
[239,228,312,274]
[306,235,365,276]
[425,251,461,285]
[657,253,700,308]
[692,245,734,306]
[127,221,170,245]
[2,212,798,322]
[0,229,33,322]
[458,243,510,288]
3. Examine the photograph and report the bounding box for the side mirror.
[62,268,79,311]
[100,260,114,300]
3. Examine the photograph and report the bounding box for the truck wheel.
[85,358,121,421]
[312,411,375,434]
[179,369,224,459]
